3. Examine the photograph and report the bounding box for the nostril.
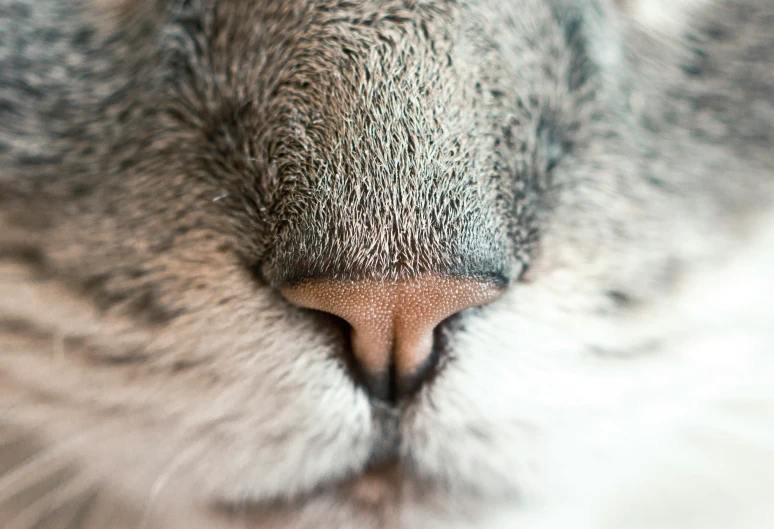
[393,311,467,399]
[295,307,406,403]
[326,313,453,405]
[295,309,370,388]
[293,308,399,403]
[331,316,369,387]
[281,275,503,403]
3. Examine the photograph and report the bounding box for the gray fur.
[0,0,773,528]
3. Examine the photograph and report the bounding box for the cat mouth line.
[212,459,408,518]
[212,413,405,513]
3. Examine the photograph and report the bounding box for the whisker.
[70,489,128,529]
[0,430,95,504]
[57,488,100,529]
[0,430,39,477]
[0,426,32,450]
[139,442,205,529]
[3,471,98,529]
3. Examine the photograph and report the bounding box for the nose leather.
[282,276,502,398]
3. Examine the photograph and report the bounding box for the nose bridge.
[347,281,400,375]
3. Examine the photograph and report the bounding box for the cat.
[1,0,773,528]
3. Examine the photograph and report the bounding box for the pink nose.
[282,275,502,401]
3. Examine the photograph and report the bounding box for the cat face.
[1,0,771,528]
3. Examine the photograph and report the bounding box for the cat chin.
[195,433,521,513]
[191,467,524,529]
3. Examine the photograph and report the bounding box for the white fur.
[627,0,714,35]
[409,214,774,529]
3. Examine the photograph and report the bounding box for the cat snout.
[282,276,503,403]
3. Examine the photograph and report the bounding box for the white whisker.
[139,442,205,529]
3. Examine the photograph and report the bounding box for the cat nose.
[281,276,503,402]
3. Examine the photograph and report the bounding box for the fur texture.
[0,0,773,527]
